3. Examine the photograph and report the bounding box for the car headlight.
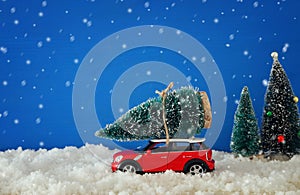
[134,154,142,161]
[114,155,123,163]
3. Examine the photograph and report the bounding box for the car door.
[141,142,168,172]
[167,142,191,171]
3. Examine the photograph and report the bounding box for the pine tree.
[95,87,209,141]
[261,52,300,157]
[231,86,260,157]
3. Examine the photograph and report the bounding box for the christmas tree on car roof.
[95,82,212,142]
[261,52,300,159]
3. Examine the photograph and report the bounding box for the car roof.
[150,138,206,143]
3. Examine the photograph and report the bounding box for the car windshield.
[134,142,150,152]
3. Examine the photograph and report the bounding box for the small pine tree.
[95,87,207,140]
[261,52,300,157]
[231,86,260,157]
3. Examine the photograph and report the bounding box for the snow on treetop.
[271,51,278,60]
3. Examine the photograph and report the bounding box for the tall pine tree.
[231,86,260,157]
[261,52,300,157]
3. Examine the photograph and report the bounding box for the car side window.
[169,142,189,152]
[190,143,200,151]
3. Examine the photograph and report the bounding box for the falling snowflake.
[229,34,235,40]
[38,104,44,109]
[3,111,8,117]
[146,70,151,76]
[21,80,26,86]
[35,117,41,124]
[262,79,268,87]
[200,57,206,63]
[282,43,289,53]
[127,8,133,13]
[45,37,51,42]
[10,7,16,14]
[144,2,150,8]
[42,1,47,7]
[65,81,71,87]
[70,35,75,42]
[14,119,19,124]
[186,76,192,82]
[2,80,8,86]
[158,28,164,34]
[213,18,219,23]
[243,50,249,56]
[37,41,43,48]
[14,20,19,25]
[253,1,259,8]
[0,46,7,54]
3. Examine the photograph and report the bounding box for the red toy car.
[111,138,215,175]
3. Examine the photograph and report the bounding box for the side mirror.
[146,150,151,154]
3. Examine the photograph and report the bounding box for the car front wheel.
[119,161,141,173]
[122,164,137,173]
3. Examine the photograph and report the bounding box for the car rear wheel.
[184,160,208,175]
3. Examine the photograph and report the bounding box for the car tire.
[184,160,208,175]
[119,161,142,174]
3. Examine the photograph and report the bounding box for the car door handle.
[183,155,192,158]
[161,156,167,159]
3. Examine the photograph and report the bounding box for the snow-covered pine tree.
[261,52,300,157]
[230,86,260,157]
[95,87,210,141]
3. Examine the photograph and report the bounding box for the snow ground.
[0,144,299,195]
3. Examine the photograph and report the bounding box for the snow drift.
[0,144,299,194]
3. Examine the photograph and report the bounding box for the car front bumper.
[111,162,119,172]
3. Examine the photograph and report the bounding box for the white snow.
[37,41,43,48]
[0,144,299,194]
[65,81,71,87]
[38,104,44,109]
[2,80,8,86]
[0,46,8,54]
[282,43,289,53]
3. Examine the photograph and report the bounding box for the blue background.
[0,0,299,151]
